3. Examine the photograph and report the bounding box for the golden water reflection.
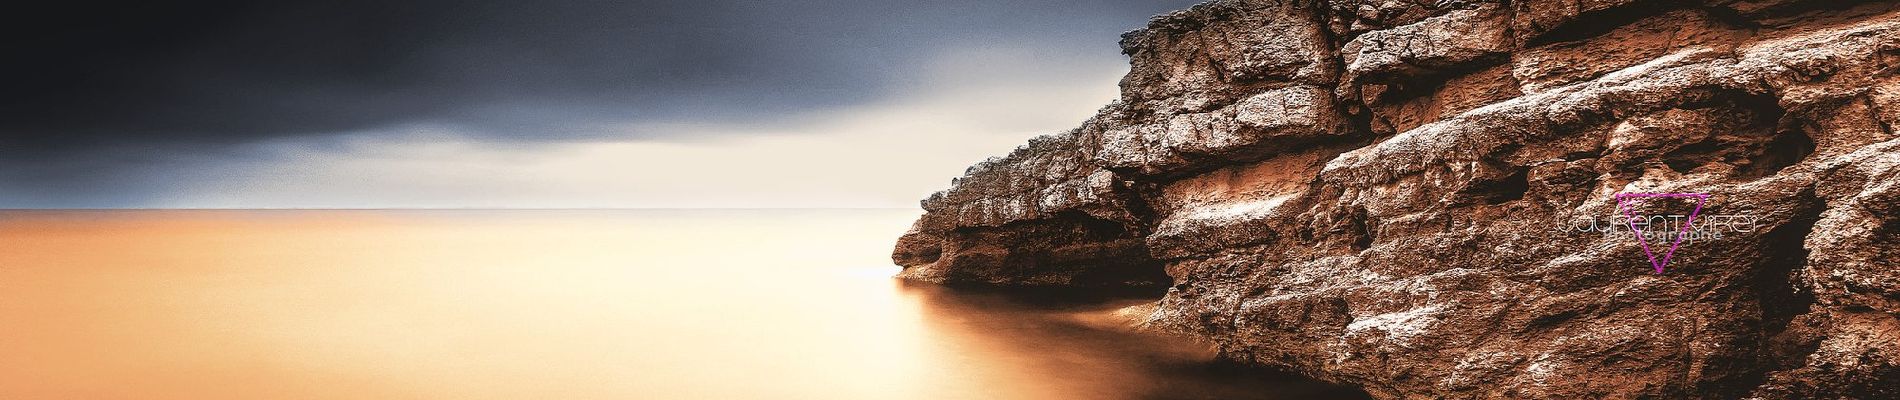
[0,210,1362,399]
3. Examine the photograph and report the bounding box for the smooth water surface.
[0,210,1363,399]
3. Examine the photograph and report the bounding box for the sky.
[0,0,1201,208]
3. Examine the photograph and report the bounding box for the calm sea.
[0,209,1362,399]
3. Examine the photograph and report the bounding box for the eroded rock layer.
[894,0,1900,398]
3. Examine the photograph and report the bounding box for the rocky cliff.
[893,0,1900,398]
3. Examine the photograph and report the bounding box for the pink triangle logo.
[1614,193,1710,274]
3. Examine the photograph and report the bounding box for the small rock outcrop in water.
[894,0,1900,398]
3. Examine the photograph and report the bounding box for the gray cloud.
[0,0,1199,207]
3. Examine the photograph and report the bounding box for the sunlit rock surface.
[896,0,1900,398]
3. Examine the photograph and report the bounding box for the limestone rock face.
[894,0,1900,398]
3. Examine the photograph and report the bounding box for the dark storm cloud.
[0,0,1200,207]
[1,0,1194,152]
